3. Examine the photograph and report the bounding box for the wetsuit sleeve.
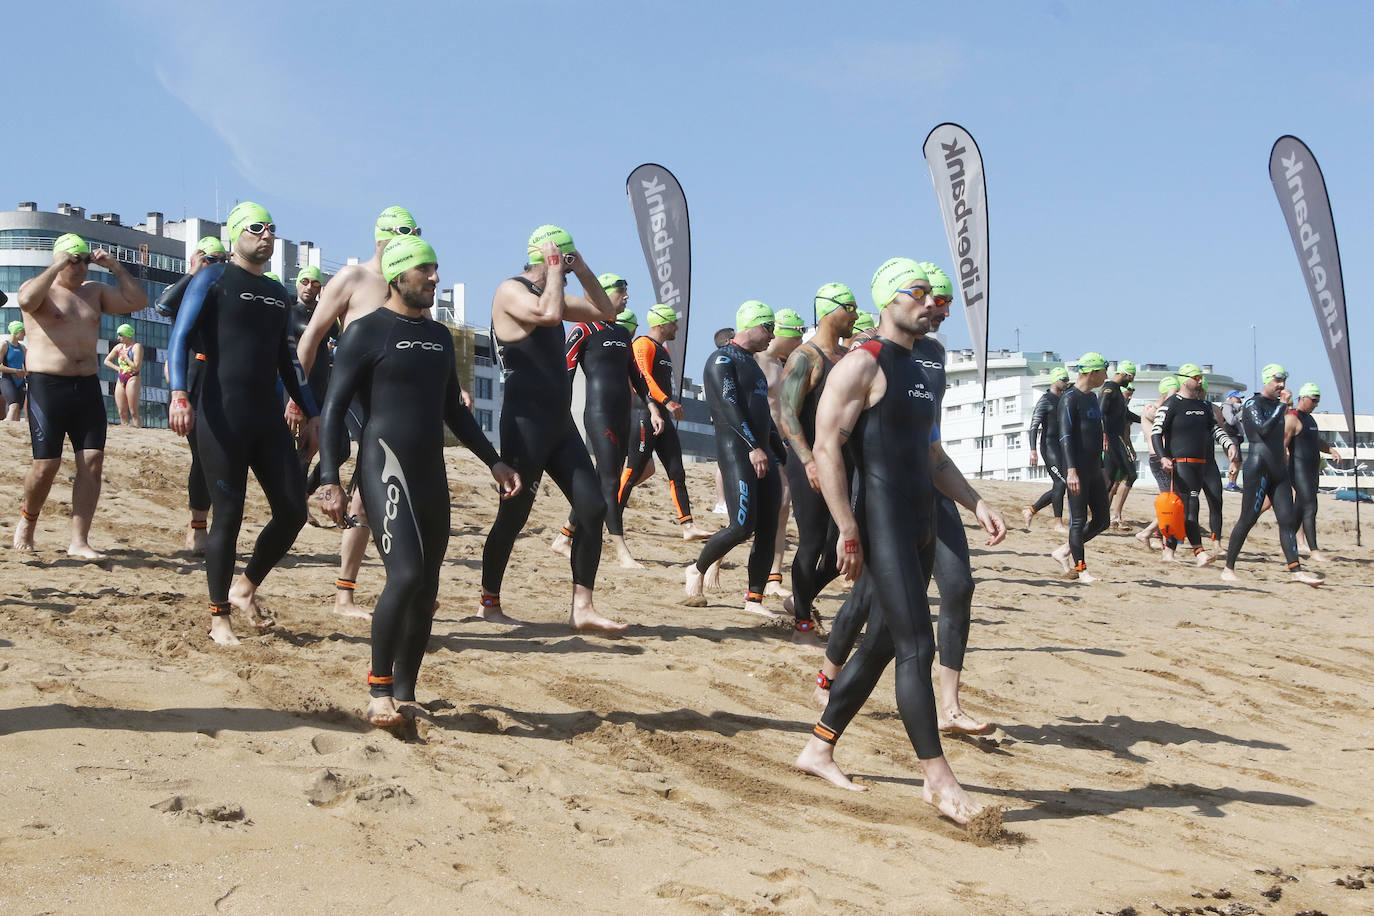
[155,274,192,318]
[318,326,375,487]
[1211,410,1234,450]
[770,423,787,465]
[1247,397,1286,437]
[1128,407,1141,424]
[564,323,590,381]
[443,360,502,468]
[1060,393,1079,471]
[168,264,223,391]
[1029,395,1049,448]
[277,320,319,418]
[704,353,759,450]
[635,337,673,405]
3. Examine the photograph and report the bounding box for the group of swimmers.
[5,205,1342,825]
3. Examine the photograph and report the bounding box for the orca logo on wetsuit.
[396,340,443,351]
[239,292,286,309]
[378,439,422,559]
[913,359,943,370]
[601,340,628,348]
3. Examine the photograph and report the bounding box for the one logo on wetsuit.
[239,292,286,309]
[396,340,443,351]
[378,439,422,560]
[737,480,750,526]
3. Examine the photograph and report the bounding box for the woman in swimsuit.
[104,323,143,427]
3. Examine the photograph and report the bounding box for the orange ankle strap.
[208,602,232,617]
[366,670,394,686]
[190,520,208,530]
[19,506,38,522]
[336,578,356,591]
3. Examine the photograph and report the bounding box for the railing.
[0,232,185,273]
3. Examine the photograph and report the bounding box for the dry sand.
[2,423,1372,914]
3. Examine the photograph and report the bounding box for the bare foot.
[1020,505,1034,527]
[334,593,372,621]
[1293,570,1324,587]
[614,541,645,570]
[66,542,105,561]
[549,532,572,558]
[923,784,985,825]
[1308,549,1329,564]
[764,577,790,599]
[1194,550,1213,568]
[208,616,240,646]
[228,578,275,631]
[1051,544,1072,573]
[1220,567,1238,583]
[681,523,712,541]
[1076,568,1098,583]
[185,525,207,556]
[813,685,830,708]
[366,696,404,729]
[703,560,722,591]
[1161,546,1176,563]
[791,625,824,648]
[13,515,36,551]
[743,599,786,622]
[939,709,994,736]
[1134,530,1157,551]
[795,737,866,791]
[477,594,526,625]
[681,565,708,607]
[1052,520,1069,534]
[570,602,628,634]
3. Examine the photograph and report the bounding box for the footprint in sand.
[304,768,362,807]
[152,794,250,827]
[353,784,415,811]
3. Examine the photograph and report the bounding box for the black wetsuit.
[813,337,943,760]
[1060,385,1110,567]
[1225,394,1302,570]
[158,273,217,513]
[320,308,500,702]
[168,263,318,609]
[563,321,646,538]
[287,299,340,492]
[1029,387,1066,518]
[1099,379,1139,486]
[619,335,694,523]
[695,340,784,598]
[785,342,845,626]
[482,278,607,596]
[1289,409,1327,552]
[1152,394,1229,551]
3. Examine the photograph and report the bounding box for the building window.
[1006,434,1021,449]
[975,436,993,449]
[475,376,493,400]
[477,408,493,431]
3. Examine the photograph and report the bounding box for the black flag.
[626,164,690,399]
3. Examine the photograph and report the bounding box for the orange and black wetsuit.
[619,335,693,524]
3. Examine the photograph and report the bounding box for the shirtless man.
[755,308,806,599]
[294,206,421,620]
[13,233,148,556]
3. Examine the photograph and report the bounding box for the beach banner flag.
[627,164,690,399]
[924,123,990,392]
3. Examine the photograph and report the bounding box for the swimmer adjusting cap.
[1076,352,1107,372]
[814,282,856,320]
[1299,383,1321,398]
[1158,376,1180,395]
[382,236,438,284]
[527,225,575,263]
[9,320,24,335]
[227,201,273,245]
[296,265,322,283]
[197,236,227,257]
[616,309,638,332]
[773,308,805,338]
[1049,367,1070,383]
[374,206,419,242]
[1261,362,1288,383]
[599,273,627,290]
[1177,363,1203,378]
[648,303,681,327]
[736,300,775,331]
[852,311,876,332]
[917,262,953,299]
[116,323,135,339]
[54,233,90,256]
[1116,360,1137,375]
[871,257,928,310]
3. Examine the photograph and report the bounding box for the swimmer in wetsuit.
[1099,361,1139,530]
[794,257,995,826]
[1,320,28,421]
[481,225,626,632]
[287,265,337,493]
[756,308,807,599]
[778,283,858,646]
[1222,363,1322,585]
[1286,383,1340,564]
[1052,352,1111,581]
[316,237,520,728]
[168,202,321,645]
[1152,365,1237,567]
[1023,366,1071,531]
[843,310,877,348]
[683,301,788,617]
[550,274,658,569]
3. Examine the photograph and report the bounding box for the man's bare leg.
[682,563,708,607]
[1110,483,1131,530]
[228,574,275,632]
[185,509,209,555]
[765,479,792,597]
[569,583,627,633]
[611,534,643,569]
[1135,519,1160,551]
[208,606,240,647]
[478,591,527,624]
[67,449,105,559]
[937,665,993,735]
[814,660,840,707]
[1021,505,1035,527]
[919,754,984,825]
[550,525,573,558]
[14,459,60,551]
[335,491,370,619]
[795,736,866,791]
[680,520,712,541]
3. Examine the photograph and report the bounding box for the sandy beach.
[2,422,1371,914]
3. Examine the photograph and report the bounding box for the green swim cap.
[917,262,954,299]
[1177,363,1202,378]
[852,311,876,332]
[227,201,273,245]
[8,320,24,335]
[374,206,419,242]
[598,273,626,290]
[774,308,805,338]
[1159,376,1180,395]
[1077,352,1107,372]
[1199,376,1208,393]
[1261,362,1287,383]
[616,309,638,332]
[263,272,282,284]
[54,233,90,257]
[527,224,575,263]
[647,303,681,327]
[296,265,322,284]
[197,236,226,257]
[382,236,438,284]
[814,282,856,320]
[1116,360,1137,375]
[116,323,135,339]
[1049,367,1070,383]
[736,300,775,331]
[871,257,928,310]
[1299,383,1321,398]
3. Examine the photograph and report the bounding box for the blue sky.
[7,1,1372,409]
